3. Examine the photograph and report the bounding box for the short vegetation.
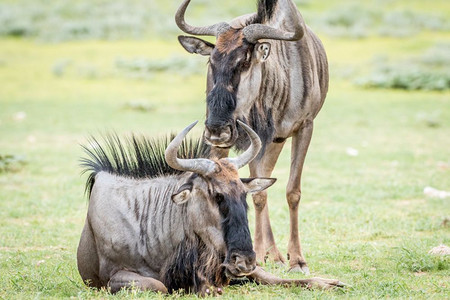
[0,0,448,299]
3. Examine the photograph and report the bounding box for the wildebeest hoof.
[275,260,286,268]
[288,258,310,274]
[289,265,310,275]
[267,250,286,266]
[200,286,223,297]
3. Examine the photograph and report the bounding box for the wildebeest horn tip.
[165,120,218,176]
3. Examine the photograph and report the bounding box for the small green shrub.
[0,154,26,173]
[357,68,450,91]
[378,10,449,37]
[51,59,72,78]
[314,5,375,38]
[357,44,450,91]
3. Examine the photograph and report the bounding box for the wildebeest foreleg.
[249,267,345,290]
[249,142,286,264]
[108,270,168,294]
[77,219,101,288]
[286,120,314,274]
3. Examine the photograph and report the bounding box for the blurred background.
[0,0,449,298]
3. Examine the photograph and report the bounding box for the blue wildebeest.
[176,0,328,273]
[77,121,343,295]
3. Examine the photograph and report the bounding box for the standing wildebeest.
[176,0,328,273]
[77,121,343,295]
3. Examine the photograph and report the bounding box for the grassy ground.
[1,1,449,299]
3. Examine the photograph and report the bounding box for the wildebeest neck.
[161,237,227,293]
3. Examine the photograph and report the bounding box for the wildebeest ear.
[178,36,215,56]
[241,178,277,193]
[255,42,271,62]
[171,183,193,205]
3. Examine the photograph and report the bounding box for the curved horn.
[226,120,261,169]
[242,4,305,43]
[175,0,230,36]
[165,121,218,175]
[229,13,257,29]
[243,21,304,44]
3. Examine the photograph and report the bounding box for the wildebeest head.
[165,120,276,277]
[176,0,304,148]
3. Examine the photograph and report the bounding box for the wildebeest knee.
[287,191,301,209]
[252,191,268,211]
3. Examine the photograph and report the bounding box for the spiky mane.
[256,0,278,23]
[80,133,210,197]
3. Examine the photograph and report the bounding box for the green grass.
[1,1,449,299]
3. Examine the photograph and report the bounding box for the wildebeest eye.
[241,51,252,69]
[242,60,251,69]
[215,193,225,203]
[216,193,229,217]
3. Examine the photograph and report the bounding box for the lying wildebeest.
[77,121,343,294]
[176,0,328,273]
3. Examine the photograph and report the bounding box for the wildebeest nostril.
[204,127,212,139]
[234,255,253,273]
[204,123,233,144]
[237,263,247,272]
[219,126,231,141]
